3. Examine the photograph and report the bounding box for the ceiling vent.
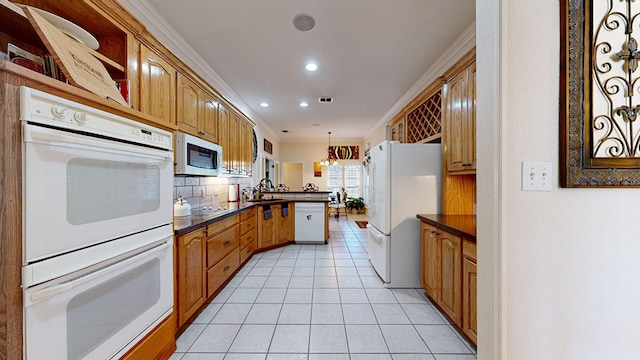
[318,97,333,103]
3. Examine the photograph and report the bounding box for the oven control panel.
[19,87,172,150]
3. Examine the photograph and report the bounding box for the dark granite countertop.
[174,199,329,236]
[262,190,332,194]
[416,214,476,242]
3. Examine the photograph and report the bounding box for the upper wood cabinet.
[217,101,253,175]
[218,101,230,171]
[228,113,239,174]
[177,72,219,143]
[388,77,443,144]
[200,91,219,144]
[177,73,199,134]
[139,45,176,128]
[389,117,405,143]
[406,79,443,144]
[444,51,476,174]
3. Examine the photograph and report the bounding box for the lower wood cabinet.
[420,220,475,345]
[207,248,240,296]
[257,205,276,249]
[462,239,478,344]
[176,228,206,327]
[420,222,461,325]
[205,217,239,297]
[176,214,240,328]
[276,203,294,245]
[240,207,257,264]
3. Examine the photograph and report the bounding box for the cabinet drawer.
[240,218,256,235]
[207,215,239,236]
[240,207,256,222]
[207,248,240,297]
[240,228,257,249]
[207,225,239,268]
[240,241,257,264]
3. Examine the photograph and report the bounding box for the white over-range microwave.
[175,132,223,176]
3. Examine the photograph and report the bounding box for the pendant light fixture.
[320,131,338,166]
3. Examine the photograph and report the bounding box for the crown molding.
[366,21,477,140]
[118,0,279,141]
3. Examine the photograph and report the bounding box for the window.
[326,164,362,201]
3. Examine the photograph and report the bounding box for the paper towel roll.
[228,184,238,202]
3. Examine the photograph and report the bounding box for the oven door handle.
[26,239,172,306]
[24,123,173,161]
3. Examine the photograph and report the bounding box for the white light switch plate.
[522,161,552,191]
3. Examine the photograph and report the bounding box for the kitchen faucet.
[257,177,274,191]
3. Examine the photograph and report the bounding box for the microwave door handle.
[26,240,171,306]
[24,124,172,161]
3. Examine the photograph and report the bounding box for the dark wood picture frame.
[561,0,640,187]
[264,138,272,154]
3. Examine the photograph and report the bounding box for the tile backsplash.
[173,176,253,211]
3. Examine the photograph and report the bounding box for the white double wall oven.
[20,87,174,360]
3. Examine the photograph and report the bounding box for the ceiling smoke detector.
[318,97,333,103]
[293,14,315,32]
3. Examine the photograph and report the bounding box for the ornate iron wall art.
[561,0,640,186]
[328,146,359,160]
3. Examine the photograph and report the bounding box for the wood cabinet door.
[420,223,440,299]
[462,244,478,344]
[200,91,219,144]
[445,68,468,173]
[238,120,247,175]
[271,204,282,244]
[257,207,274,249]
[177,229,206,327]
[439,229,462,326]
[445,60,476,175]
[390,119,405,143]
[218,102,230,172]
[276,204,292,244]
[177,73,200,135]
[228,114,239,174]
[139,46,176,128]
[465,62,476,171]
[246,122,254,175]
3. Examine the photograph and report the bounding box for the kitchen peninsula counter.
[416,214,476,242]
[174,199,330,235]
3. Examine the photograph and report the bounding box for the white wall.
[280,141,365,190]
[477,1,640,359]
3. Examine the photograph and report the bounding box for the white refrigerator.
[367,140,441,288]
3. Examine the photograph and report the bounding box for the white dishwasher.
[294,202,326,244]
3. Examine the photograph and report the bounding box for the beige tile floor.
[169,213,477,360]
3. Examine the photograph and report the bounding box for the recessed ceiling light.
[293,14,315,32]
[282,130,289,133]
[260,102,269,108]
[305,63,318,72]
[299,102,309,107]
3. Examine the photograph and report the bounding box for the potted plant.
[345,196,365,214]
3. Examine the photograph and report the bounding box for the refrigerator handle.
[369,163,375,217]
[366,224,386,240]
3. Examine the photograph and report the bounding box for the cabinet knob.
[223,265,230,272]
[223,240,230,246]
